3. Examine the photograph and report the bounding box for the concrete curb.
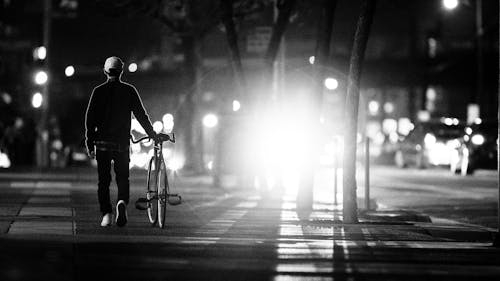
[415,222,495,242]
[360,209,432,223]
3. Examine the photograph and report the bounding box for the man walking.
[85,56,156,227]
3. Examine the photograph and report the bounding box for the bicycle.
[132,132,181,228]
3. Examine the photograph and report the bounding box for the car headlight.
[424,133,436,146]
[471,134,485,145]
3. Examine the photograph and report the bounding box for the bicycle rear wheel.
[157,160,168,228]
[146,157,158,225]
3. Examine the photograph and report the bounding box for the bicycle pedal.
[135,198,149,210]
[167,195,182,206]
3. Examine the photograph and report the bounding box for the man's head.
[103,56,124,78]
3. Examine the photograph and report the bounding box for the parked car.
[394,120,464,169]
[451,121,497,175]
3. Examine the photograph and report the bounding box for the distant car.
[394,120,464,169]
[451,121,497,175]
[65,141,91,167]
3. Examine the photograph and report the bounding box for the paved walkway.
[0,172,499,280]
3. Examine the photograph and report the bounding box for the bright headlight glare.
[446,139,461,149]
[424,133,436,146]
[203,114,218,128]
[471,134,485,145]
[167,157,183,171]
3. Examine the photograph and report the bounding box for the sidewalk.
[0,166,137,182]
[0,167,497,242]
[1,169,499,280]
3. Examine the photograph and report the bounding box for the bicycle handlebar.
[131,133,176,144]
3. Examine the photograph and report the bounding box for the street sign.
[467,103,480,124]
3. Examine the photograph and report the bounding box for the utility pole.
[475,0,484,116]
[37,0,52,167]
[493,0,500,248]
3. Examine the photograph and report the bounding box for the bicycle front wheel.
[146,157,158,225]
[157,160,168,229]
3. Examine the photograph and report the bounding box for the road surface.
[365,166,498,229]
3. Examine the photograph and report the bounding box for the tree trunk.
[297,0,337,211]
[343,0,377,223]
[261,0,296,103]
[181,34,203,173]
[221,0,247,99]
[265,0,297,68]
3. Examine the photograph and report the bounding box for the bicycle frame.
[150,141,168,204]
[133,133,181,228]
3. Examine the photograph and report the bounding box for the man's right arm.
[130,86,156,139]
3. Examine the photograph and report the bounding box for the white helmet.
[103,56,124,74]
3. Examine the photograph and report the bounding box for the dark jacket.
[85,78,155,153]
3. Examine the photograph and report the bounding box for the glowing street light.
[232,100,241,112]
[153,121,163,133]
[202,114,218,128]
[384,102,395,114]
[65,65,75,77]
[33,46,47,60]
[34,70,48,85]
[324,77,338,90]
[442,0,459,10]
[128,63,138,73]
[1,92,12,104]
[162,113,174,133]
[32,92,43,108]
[368,100,379,115]
[308,56,315,65]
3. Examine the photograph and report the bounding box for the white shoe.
[116,200,128,227]
[100,213,112,227]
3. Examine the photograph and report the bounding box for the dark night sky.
[43,0,497,71]
[51,3,165,70]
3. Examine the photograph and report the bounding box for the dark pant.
[96,149,130,215]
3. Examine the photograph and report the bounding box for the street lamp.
[202,114,218,128]
[65,65,75,77]
[128,63,138,73]
[442,0,459,10]
[308,56,315,65]
[33,46,47,60]
[32,92,43,108]
[324,77,338,90]
[34,70,48,85]
[232,100,241,112]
